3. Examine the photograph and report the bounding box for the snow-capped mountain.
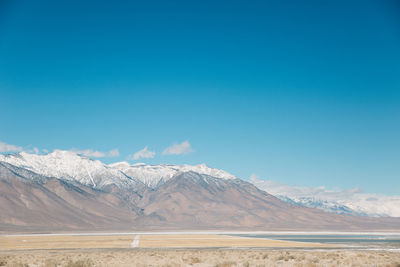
[109,161,236,188]
[0,151,236,190]
[0,150,141,189]
[1,150,399,219]
[1,150,400,231]
[276,195,368,217]
[278,195,400,218]
[250,177,400,217]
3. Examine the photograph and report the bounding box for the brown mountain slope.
[0,163,399,232]
[135,172,400,231]
[0,163,140,232]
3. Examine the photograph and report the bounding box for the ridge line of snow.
[85,166,96,187]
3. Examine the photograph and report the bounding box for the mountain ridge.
[1,151,400,233]
[109,161,236,188]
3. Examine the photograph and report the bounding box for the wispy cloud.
[70,148,120,158]
[249,173,259,182]
[250,174,400,217]
[0,141,119,158]
[0,141,23,152]
[108,148,120,157]
[162,141,194,155]
[129,146,156,160]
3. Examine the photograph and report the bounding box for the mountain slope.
[0,151,145,191]
[275,195,368,217]
[250,178,400,217]
[0,162,141,231]
[110,162,236,188]
[135,172,400,230]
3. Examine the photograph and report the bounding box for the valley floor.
[1,248,400,267]
[0,234,331,250]
[1,233,400,266]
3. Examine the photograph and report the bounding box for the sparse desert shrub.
[0,259,7,266]
[243,262,250,267]
[297,254,306,261]
[276,254,295,262]
[65,259,93,267]
[311,257,319,263]
[7,262,28,267]
[44,259,58,267]
[189,257,201,264]
[262,253,268,259]
[303,262,317,267]
[276,255,285,261]
[215,261,236,267]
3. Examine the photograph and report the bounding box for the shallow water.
[234,234,400,250]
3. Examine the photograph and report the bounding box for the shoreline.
[2,230,400,237]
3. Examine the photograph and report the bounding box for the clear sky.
[1,0,399,194]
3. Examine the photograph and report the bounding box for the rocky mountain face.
[0,162,140,232]
[0,151,399,233]
[0,151,144,190]
[109,161,236,188]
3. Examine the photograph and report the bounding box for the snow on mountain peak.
[0,150,139,189]
[109,161,131,169]
[0,150,237,190]
[109,162,236,188]
[250,177,400,217]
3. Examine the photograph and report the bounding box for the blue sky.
[1,0,399,194]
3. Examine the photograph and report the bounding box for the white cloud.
[108,148,120,157]
[129,146,156,160]
[162,141,194,155]
[24,146,41,154]
[70,148,120,158]
[250,175,400,217]
[0,142,119,158]
[250,173,259,183]
[0,141,23,152]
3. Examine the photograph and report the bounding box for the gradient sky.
[1,0,399,194]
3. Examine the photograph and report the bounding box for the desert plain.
[0,233,400,266]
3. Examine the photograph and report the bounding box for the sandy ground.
[1,234,399,266]
[0,235,134,250]
[1,248,400,267]
[138,235,332,248]
[0,234,332,250]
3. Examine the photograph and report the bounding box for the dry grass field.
[1,234,399,266]
[0,235,134,250]
[0,234,332,250]
[1,248,400,267]
[138,234,331,248]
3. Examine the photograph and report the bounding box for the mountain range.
[0,151,399,233]
[250,178,400,217]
